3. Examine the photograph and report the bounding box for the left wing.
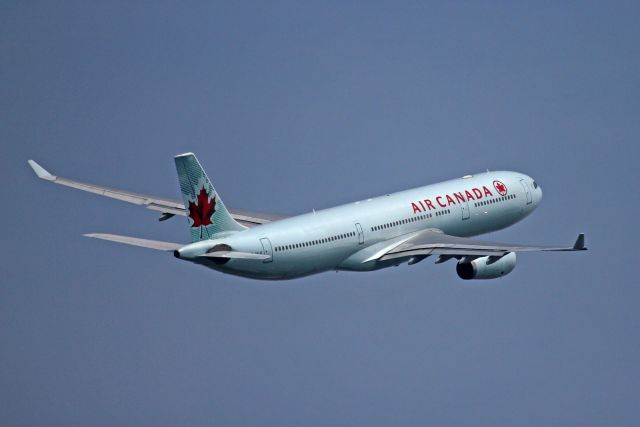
[28,160,287,227]
[366,229,586,263]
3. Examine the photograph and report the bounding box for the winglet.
[28,160,55,181]
[573,233,586,250]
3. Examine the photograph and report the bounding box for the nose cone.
[532,179,543,205]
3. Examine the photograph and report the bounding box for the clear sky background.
[1,1,639,426]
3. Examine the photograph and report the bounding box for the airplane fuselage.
[178,171,542,279]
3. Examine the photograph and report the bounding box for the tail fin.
[174,153,245,242]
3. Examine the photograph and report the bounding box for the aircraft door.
[460,200,470,220]
[355,223,364,245]
[519,179,533,204]
[259,238,273,263]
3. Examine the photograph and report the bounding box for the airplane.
[28,153,586,280]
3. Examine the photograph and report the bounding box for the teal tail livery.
[28,153,587,281]
[174,153,245,241]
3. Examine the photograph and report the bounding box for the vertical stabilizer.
[174,153,245,242]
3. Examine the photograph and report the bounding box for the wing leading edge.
[28,160,286,227]
[367,229,586,263]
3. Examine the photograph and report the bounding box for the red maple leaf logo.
[493,180,507,196]
[188,186,216,228]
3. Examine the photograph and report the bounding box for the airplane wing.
[366,229,586,263]
[28,160,287,227]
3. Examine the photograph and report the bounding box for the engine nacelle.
[456,252,517,280]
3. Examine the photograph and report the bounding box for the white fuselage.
[178,171,543,279]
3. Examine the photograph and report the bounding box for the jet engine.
[456,252,516,280]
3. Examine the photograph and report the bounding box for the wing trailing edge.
[367,229,587,263]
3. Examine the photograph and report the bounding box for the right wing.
[28,160,287,227]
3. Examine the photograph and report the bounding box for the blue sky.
[1,1,639,425]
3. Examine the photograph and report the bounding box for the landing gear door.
[519,179,532,204]
[355,223,364,245]
[259,238,273,263]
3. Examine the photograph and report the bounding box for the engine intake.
[456,252,517,280]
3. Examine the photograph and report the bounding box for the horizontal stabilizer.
[84,233,183,251]
[198,251,270,260]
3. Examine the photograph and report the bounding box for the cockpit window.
[533,181,538,189]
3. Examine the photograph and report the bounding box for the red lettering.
[411,202,422,214]
[446,194,456,206]
[454,192,466,203]
[483,186,493,197]
[436,196,446,208]
[473,188,483,199]
[419,200,426,210]
[465,190,475,201]
[425,199,435,210]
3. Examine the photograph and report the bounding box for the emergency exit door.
[259,238,273,263]
[355,223,364,245]
[460,200,470,220]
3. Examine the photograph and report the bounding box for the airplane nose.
[532,180,542,203]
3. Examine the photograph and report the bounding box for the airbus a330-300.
[29,153,586,280]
